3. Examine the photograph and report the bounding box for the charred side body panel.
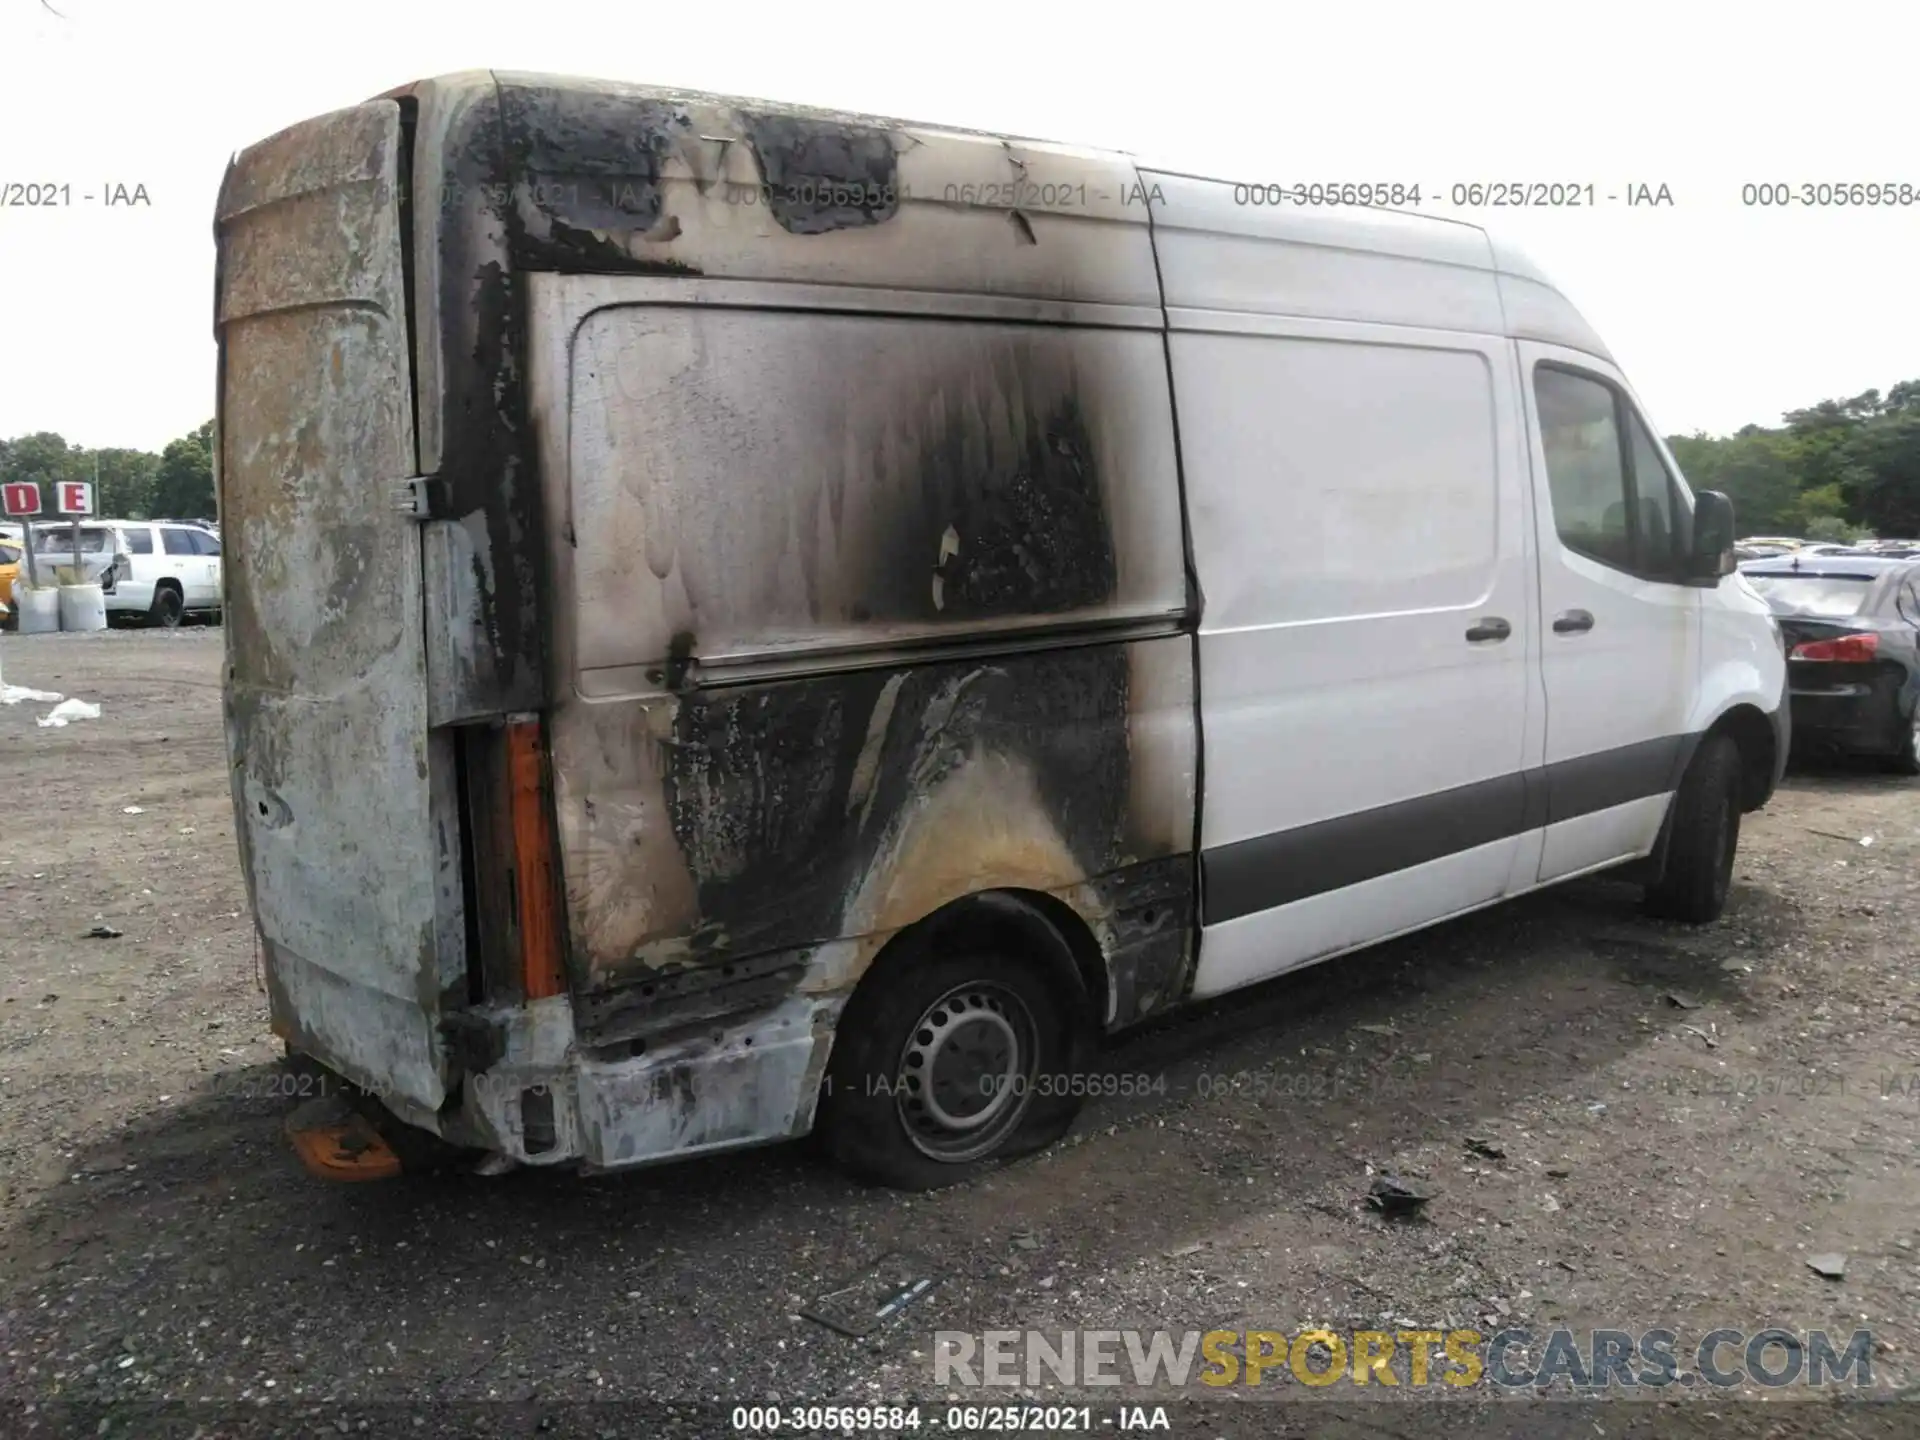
[350,71,1198,1166]
[530,278,1196,1065]
[394,69,1171,722]
[499,82,690,270]
[740,113,900,235]
[401,77,543,722]
[395,77,709,725]
[555,642,1196,1056]
[563,647,1146,1047]
[554,303,1183,679]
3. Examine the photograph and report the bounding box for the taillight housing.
[1789,632,1878,663]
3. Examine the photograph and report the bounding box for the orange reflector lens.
[506,717,566,1001]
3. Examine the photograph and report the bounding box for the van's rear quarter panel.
[401,71,1165,723]
[536,295,1196,1043]
[553,638,1195,1045]
[563,308,1187,671]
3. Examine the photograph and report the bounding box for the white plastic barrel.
[57,583,107,632]
[16,585,61,635]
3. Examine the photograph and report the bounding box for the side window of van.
[161,527,195,556]
[1535,366,1689,582]
[123,527,153,555]
[1626,412,1688,579]
[1535,367,1633,571]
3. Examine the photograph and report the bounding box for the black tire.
[1882,701,1920,776]
[148,583,184,629]
[816,943,1088,1191]
[1643,734,1742,923]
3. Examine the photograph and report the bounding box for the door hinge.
[393,475,452,520]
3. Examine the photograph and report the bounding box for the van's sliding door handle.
[1553,609,1595,635]
[1465,617,1512,643]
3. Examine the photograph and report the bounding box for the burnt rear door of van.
[214,100,451,1112]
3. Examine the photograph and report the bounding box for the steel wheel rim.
[895,979,1038,1162]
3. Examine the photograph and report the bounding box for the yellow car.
[0,534,22,625]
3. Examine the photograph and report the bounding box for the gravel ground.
[2,630,1918,1439]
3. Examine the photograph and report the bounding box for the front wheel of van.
[816,946,1084,1191]
[1642,734,1742,924]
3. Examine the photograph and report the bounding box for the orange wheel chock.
[286,1110,402,1182]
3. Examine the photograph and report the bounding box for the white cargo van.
[214,72,1788,1190]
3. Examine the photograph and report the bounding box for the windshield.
[1745,574,1875,618]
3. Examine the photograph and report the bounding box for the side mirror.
[1688,490,1737,584]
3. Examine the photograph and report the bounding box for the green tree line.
[0,421,215,522]
[1667,381,1920,541]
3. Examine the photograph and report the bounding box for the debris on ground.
[1366,1173,1433,1218]
[801,1252,940,1338]
[122,805,145,815]
[1664,991,1702,1010]
[1464,1136,1507,1160]
[1355,1022,1399,1037]
[1807,1253,1847,1280]
[83,925,123,940]
[37,697,101,728]
[1,683,64,705]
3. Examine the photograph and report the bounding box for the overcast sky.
[2,0,1914,453]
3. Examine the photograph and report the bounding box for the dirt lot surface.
[3,630,1919,1439]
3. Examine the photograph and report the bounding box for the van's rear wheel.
[1643,734,1741,923]
[817,945,1084,1190]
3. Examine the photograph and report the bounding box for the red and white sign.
[1,481,42,516]
[56,481,94,515]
